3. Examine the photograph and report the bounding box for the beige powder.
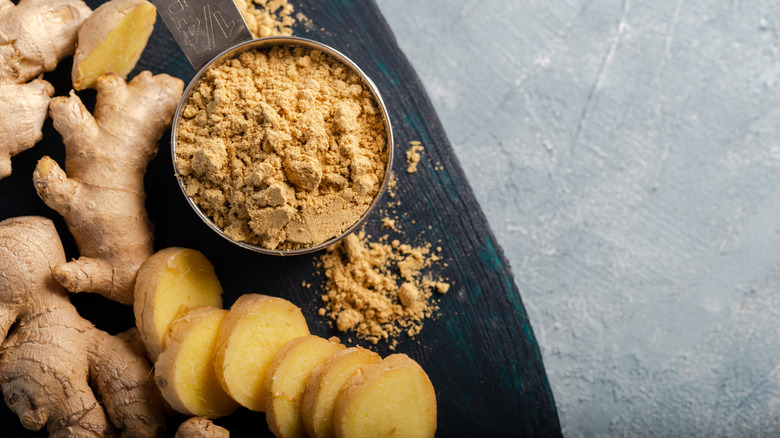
[234,0,298,38]
[406,140,424,173]
[175,46,389,250]
[318,230,449,347]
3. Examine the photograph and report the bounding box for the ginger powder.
[175,45,389,251]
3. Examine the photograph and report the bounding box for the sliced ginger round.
[301,347,382,438]
[155,307,239,418]
[333,354,437,438]
[134,247,223,361]
[213,294,310,412]
[266,335,345,438]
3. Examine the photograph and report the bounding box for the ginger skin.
[33,71,184,305]
[0,216,165,437]
[175,417,229,438]
[0,79,54,178]
[0,0,91,179]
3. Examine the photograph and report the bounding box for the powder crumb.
[424,279,450,294]
[317,230,444,344]
[336,308,362,331]
[295,12,313,28]
[398,283,419,307]
[381,217,397,231]
[234,0,302,38]
[387,172,397,198]
[406,141,425,173]
[175,46,388,251]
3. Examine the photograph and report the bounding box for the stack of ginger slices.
[133,247,437,438]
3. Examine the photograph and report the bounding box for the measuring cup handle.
[150,0,254,70]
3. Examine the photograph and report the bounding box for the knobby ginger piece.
[333,354,437,438]
[0,80,53,178]
[134,247,224,361]
[0,0,91,179]
[33,71,184,304]
[0,216,165,436]
[72,0,157,90]
[0,0,91,83]
[265,335,344,438]
[213,294,310,412]
[155,306,239,418]
[176,416,230,438]
[301,347,381,438]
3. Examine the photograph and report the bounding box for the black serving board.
[0,0,561,436]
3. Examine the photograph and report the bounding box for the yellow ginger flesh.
[134,247,224,361]
[214,294,310,412]
[333,354,437,438]
[265,335,344,438]
[155,306,239,418]
[301,347,382,438]
[72,0,157,90]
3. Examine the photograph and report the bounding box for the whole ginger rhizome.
[175,46,389,251]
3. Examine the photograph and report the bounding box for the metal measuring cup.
[151,0,394,255]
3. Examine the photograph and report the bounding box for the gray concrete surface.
[374,0,780,436]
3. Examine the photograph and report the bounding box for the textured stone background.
[374,0,780,436]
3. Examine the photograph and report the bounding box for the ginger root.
[0,79,54,178]
[72,0,157,90]
[0,0,91,179]
[176,417,230,438]
[0,216,165,437]
[33,71,184,305]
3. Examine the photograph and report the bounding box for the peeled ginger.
[265,336,345,438]
[134,247,224,361]
[301,347,382,438]
[154,307,239,418]
[72,0,157,90]
[213,294,310,412]
[333,354,437,438]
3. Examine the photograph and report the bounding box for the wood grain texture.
[0,0,561,436]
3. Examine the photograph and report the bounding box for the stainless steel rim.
[171,36,395,256]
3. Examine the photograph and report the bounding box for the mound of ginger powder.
[175,45,389,251]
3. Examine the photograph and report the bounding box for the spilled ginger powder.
[318,230,449,347]
[175,46,388,250]
[406,140,424,173]
[234,0,297,38]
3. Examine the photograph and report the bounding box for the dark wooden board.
[0,0,561,436]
